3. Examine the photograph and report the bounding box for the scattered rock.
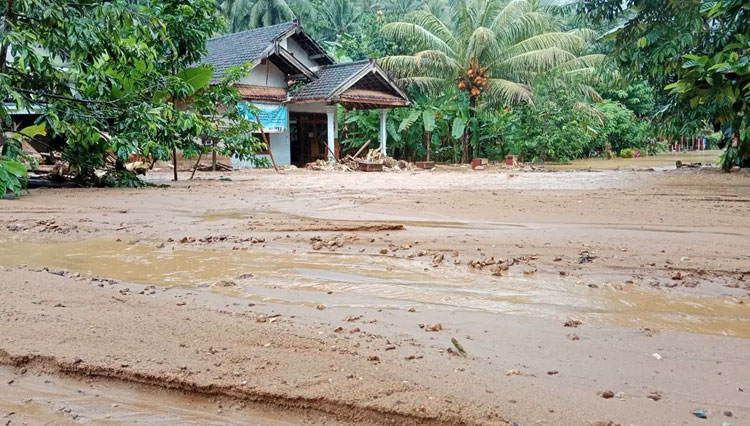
[564,319,582,328]
[547,370,559,375]
[408,307,416,312]
[214,280,236,287]
[316,304,326,310]
[578,250,597,263]
[367,355,380,362]
[647,391,662,401]
[692,409,707,419]
[506,369,520,376]
[600,390,615,399]
[425,323,442,332]
[379,248,388,255]
[671,271,683,280]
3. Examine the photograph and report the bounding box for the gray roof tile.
[291,61,370,101]
[201,21,296,81]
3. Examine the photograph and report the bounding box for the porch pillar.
[326,105,336,161]
[379,109,388,156]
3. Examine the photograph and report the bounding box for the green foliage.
[619,148,634,158]
[581,0,750,170]
[707,131,722,149]
[0,157,27,197]
[600,81,655,116]
[380,0,605,108]
[1,0,266,190]
[503,74,601,163]
[593,100,651,153]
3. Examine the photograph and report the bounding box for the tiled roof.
[339,89,409,106]
[290,61,370,101]
[201,21,296,81]
[234,84,287,102]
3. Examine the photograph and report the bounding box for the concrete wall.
[288,102,327,114]
[239,61,287,88]
[232,108,291,168]
[282,38,320,71]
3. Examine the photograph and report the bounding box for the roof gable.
[202,22,296,81]
[202,20,333,82]
[291,59,411,109]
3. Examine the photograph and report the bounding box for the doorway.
[290,112,328,167]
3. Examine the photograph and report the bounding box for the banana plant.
[397,95,443,161]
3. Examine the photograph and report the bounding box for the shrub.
[620,148,635,158]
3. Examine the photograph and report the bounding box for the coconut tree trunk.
[425,131,431,162]
[468,97,477,162]
[461,131,469,164]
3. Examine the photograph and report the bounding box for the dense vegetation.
[2,0,747,197]
[0,0,265,197]
[215,0,680,164]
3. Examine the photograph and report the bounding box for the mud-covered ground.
[1,152,749,425]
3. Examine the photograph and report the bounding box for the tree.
[379,0,603,161]
[320,0,363,41]
[218,0,309,31]
[580,0,750,169]
[0,0,264,192]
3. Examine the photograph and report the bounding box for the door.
[291,113,328,166]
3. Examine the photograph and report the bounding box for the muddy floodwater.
[2,161,750,426]
[1,235,748,338]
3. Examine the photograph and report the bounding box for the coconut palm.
[321,0,364,41]
[382,0,426,15]
[380,0,603,107]
[218,0,309,31]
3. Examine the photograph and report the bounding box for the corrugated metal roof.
[201,21,296,81]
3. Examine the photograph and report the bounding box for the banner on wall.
[239,102,288,133]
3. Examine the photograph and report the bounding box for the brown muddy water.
[1,235,748,338]
[0,366,300,425]
[544,150,723,170]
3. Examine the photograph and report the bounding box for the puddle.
[544,150,722,170]
[0,366,301,425]
[0,236,748,338]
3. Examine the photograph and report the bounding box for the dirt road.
[1,154,749,425]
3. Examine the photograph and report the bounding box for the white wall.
[232,109,291,168]
[288,102,327,113]
[239,62,287,88]
[283,38,319,71]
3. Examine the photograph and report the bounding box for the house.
[201,19,411,167]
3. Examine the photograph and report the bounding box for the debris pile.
[305,149,415,172]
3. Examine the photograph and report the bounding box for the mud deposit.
[2,160,750,425]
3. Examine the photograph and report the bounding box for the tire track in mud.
[0,350,506,426]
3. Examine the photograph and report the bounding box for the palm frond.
[492,47,577,79]
[500,32,585,60]
[396,76,449,94]
[466,27,497,63]
[553,54,605,72]
[492,12,552,46]
[482,78,533,106]
[402,10,459,51]
[567,28,599,42]
[381,22,458,57]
